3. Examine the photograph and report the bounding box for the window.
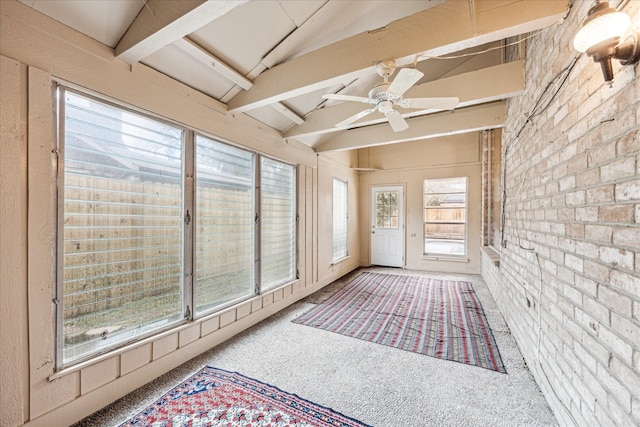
[59,90,185,364]
[487,130,502,249]
[260,157,296,290]
[195,135,255,315]
[423,177,467,257]
[332,178,348,261]
[57,88,296,366]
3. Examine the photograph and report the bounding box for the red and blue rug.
[293,272,506,373]
[120,366,370,426]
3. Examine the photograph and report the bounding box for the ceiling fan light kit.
[323,59,459,133]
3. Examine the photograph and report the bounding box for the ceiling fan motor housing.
[378,100,395,115]
[368,83,401,104]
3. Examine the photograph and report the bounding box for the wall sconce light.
[573,1,640,85]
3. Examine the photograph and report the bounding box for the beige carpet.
[75,267,558,426]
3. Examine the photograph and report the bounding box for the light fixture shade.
[573,7,630,52]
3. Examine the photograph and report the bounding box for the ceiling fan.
[323,60,459,132]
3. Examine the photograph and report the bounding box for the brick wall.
[481,1,640,426]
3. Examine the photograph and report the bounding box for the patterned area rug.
[293,272,506,373]
[120,366,370,426]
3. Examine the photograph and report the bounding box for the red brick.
[598,285,632,316]
[586,185,614,204]
[612,227,640,248]
[598,205,634,223]
[598,246,634,271]
[566,224,585,238]
[614,179,640,202]
[601,158,636,182]
[584,260,611,282]
[616,130,640,156]
[567,154,589,174]
[576,168,600,187]
[584,225,612,242]
[587,142,616,166]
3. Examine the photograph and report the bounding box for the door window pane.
[195,136,255,315]
[61,91,184,364]
[375,191,399,229]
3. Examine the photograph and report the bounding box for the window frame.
[259,155,298,291]
[55,85,298,369]
[423,177,468,259]
[487,131,502,251]
[332,177,348,263]
[193,134,258,318]
[55,86,190,367]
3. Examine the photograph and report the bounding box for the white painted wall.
[358,134,483,274]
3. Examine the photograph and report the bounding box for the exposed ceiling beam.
[174,38,253,90]
[269,103,305,125]
[227,0,567,113]
[468,0,477,35]
[172,37,305,125]
[286,60,523,139]
[115,0,248,64]
[314,102,506,152]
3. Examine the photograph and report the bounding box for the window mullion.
[184,130,195,320]
[254,155,261,295]
[54,84,66,368]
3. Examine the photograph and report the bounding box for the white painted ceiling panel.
[286,83,346,118]
[246,106,296,132]
[18,0,143,47]
[285,0,445,59]
[141,44,235,100]
[276,0,327,27]
[189,1,297,75]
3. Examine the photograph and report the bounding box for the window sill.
[49,320,192,382]
[481,246,501,267]
[422,255,469,263]
[49,280,300,382]
[331,255,350,266]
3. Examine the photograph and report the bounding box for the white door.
[370,186,404,267]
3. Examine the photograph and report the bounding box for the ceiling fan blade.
[385,110,409,132]
[336,107,377,128]
[387,68,424,96]
[323,94,373,104]
[400,97,460,110]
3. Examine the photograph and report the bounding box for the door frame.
[369,184,406,267]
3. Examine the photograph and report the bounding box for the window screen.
[332,178,348,261]
[423,177,467,257]
[60,90,184,364]
[260,157,296,290]
[194,135,255,315]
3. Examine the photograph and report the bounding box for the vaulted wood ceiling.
[18,0,568,151]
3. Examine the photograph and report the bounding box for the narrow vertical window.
[194,135,255,315]
[332,178,348,261]
[423,177,467,257]
[59,90,184,365]
[488,132,502,249]
[260,157,296,290]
